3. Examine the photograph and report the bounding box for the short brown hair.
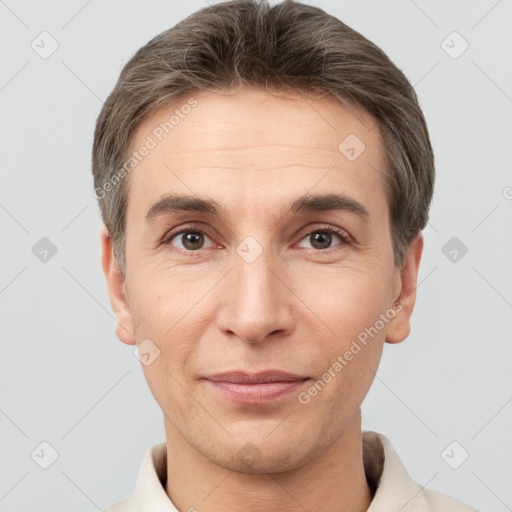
[92,0,434,272]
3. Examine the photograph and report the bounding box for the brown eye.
[164,229,214,251]
[181,232,205,250]
[309,231,333,250]
[296,227,350,251]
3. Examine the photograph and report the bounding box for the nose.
[216,245,295,344]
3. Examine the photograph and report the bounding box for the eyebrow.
[145,193,369,223]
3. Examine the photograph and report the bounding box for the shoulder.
[363,431,480,512]
[103,494,136,512]
[101,442,169,512]
[422,488,480,512]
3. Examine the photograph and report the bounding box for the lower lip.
[206,379,309,404]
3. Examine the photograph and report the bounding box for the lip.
[203,371,310,404]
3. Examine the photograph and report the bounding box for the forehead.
[126,87,387,217]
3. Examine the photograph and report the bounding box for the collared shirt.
[105,431,479,511]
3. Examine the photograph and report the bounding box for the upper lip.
[204,371,309,384]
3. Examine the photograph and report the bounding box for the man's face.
[105,87,416,473]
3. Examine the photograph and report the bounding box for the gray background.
[1,0,511,510]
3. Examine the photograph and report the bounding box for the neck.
[164,412,373,512]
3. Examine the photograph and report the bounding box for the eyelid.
[158,222,216,251]
[160,222,353,252]
[294,223,353,252]
[296,223,352,244]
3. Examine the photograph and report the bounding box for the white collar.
[123,431,476,512]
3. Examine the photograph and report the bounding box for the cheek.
[128,267,214,387]
[296,263,394,339]
[295,313,384,445]
[293,264,392,397]
[126,270,186,385]
[128,264,203,333]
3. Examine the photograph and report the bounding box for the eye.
[163,228,215,251]
[161,224,351,254]
[296,226,351,251]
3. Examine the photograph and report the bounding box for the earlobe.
[100,226,136,346]
[385,235,424,345]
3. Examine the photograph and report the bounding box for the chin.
[204,432,324,475]
[220,447,310,475]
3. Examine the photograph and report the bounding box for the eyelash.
[160,222,352,255]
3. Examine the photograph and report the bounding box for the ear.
[101,226,136,345]
[385,234,424,344]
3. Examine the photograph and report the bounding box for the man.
[92,0,478,510]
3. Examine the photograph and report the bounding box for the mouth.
[202,370,311,404]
